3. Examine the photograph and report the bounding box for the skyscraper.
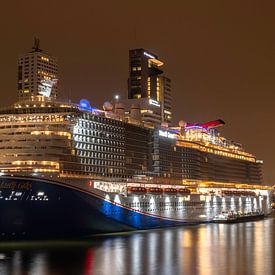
[159,76,172,124]
[127,48,172,126]
[17,38,58,100]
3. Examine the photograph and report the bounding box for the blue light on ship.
[79,99,91,111]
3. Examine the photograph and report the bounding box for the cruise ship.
[0,43,272,239]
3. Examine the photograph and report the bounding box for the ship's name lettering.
[0,182,32,190]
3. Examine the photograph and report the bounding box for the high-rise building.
[17,38,58,101]
[160,76,172,124]
[127,48,172,126]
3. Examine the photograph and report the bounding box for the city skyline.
[1,1,275,185]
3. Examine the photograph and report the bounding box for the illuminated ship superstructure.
[0,95,271,239]
[0,45,272,239]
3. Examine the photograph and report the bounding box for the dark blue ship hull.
[0,176,190,240]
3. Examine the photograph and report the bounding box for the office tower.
[160,76,172,124]
[17,38,58,100]
[128,48,171,126]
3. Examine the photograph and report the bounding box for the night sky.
[1,1,275,185]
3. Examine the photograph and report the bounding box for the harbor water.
[0,214,274,275]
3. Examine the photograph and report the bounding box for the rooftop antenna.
[31,37,42,52]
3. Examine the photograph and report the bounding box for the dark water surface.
[0,216,274,275]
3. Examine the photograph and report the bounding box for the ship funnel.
[115,102,125,117]
[130,104,141,120]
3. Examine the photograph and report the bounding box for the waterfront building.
[17,38,58,100]
[127,49,172,125]
[159,76,172,124]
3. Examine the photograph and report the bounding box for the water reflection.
[0,216,274,275]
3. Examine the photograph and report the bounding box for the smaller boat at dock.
[213,211,265,223]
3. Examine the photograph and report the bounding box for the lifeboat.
[240,191,252,197]
[222,190,256,197]
[127,186,147,195]
[146,187,163,194]
[246,191,256,197]
[163,188,178,195]
[221,190,227,196]
[177,188,191,196]
[222,190,235,196]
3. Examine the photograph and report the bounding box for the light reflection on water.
[0,216,274,275]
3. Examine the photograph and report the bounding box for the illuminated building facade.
[17,38,58,100]
[159,76,172,124]
[127,49,172,125]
